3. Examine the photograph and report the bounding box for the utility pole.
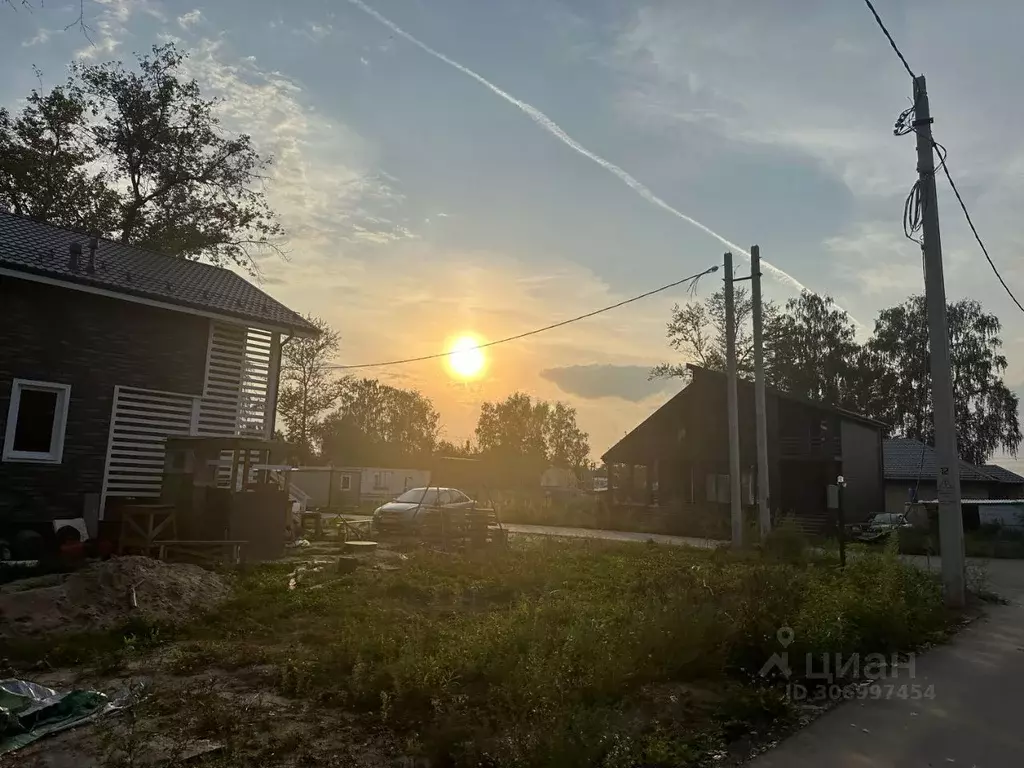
[751,245,771,539]
[914,74,965,607]
[724,252,743,547]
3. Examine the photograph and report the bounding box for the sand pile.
[0,556,230,640]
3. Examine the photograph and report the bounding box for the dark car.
[848,512,914,543]
[372,487,476,528]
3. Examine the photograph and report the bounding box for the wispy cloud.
[344,0,824,307]
[76,0,166,60]
[612,4,913,200]
[175,37,410,254]
[177,10,202,29]
[295,22,333,43]
[22,28,53,48]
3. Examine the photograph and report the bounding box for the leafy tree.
[436,438,477,458]
[652,286,1022,465]
[0,44,281,273]
[651,286,779,380]
[277,315,344,458]
[319,378,440,466]
[475,393,590,480]
[767,293,862,407]
[0,77,115,230]
[653,288,861,405]
[869,296,1020,464]
[476,393,549,463]
[545,401,590,470]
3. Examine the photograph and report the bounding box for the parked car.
[372,487,477,527]
[847,512,914,543]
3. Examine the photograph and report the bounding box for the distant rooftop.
[883,438,1024,484]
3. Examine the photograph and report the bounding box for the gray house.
[603,365,886,531]
[882,438,1024,513]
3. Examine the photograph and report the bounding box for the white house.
[359,467,432,501]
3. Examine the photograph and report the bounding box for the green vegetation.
[5,538,950,765]
[166,539,943,765]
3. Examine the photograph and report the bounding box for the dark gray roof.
[883,439,1024,484]
[603,365,885,463]
[0,211,317,334]
[981,464,1024,484]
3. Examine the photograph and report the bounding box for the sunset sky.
[3,1,1024,468]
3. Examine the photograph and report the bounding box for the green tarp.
[0,679,115,754]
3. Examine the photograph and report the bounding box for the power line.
[936,153,1024,315]
[860,0,916,78]
[329,265,720,370]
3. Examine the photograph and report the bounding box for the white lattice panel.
[102,386,199,499]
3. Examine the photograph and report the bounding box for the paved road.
[502,522,723,550]
[749,557,1024,767]
[333,515,726,550]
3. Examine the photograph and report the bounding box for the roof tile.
[0,211,317,334]
[883,438,1022,484]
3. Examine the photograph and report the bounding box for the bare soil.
[0,556,230,641]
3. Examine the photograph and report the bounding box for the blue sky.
[4,0,1024,466]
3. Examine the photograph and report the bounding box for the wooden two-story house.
[602,365,886,531]
[0,211,317,547]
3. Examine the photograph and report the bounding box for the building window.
[3,379,71,464]
[340,474,351,491]
[373,471,392,490]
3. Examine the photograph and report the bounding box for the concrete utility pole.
[751,246,771,539]
[724,252,743,547]
[914,74,966,607]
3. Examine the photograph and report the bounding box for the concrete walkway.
[749,559,1024,767]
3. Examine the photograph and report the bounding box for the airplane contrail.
[348,0,856,317]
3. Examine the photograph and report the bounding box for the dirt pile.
[0,556,230,641]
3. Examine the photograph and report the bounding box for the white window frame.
[3,379,71,464]
[340,474,351,491]
[373,470,392,490]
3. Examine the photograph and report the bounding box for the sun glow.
[446,334,486,380]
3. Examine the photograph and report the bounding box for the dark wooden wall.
[0,277,209,521]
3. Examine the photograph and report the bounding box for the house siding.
[603,368,885,531]
[840,420,884,522]
[884,480,997,514]
[0,276,208,521]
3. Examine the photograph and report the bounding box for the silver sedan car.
[372,487,477,527]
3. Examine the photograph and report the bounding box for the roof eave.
[0,263,316,336]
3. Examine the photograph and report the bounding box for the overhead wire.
[864,0,1024,315]
[860,0,916,78]
[935,153,1024,315]
[328,265,720,370]
[859,0,1021,491]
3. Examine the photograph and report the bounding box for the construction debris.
[0,678,128,755]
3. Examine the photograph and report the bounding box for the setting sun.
[446,334,486,380]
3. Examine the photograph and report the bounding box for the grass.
[175,538,946,765]
[4,537,951,766]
